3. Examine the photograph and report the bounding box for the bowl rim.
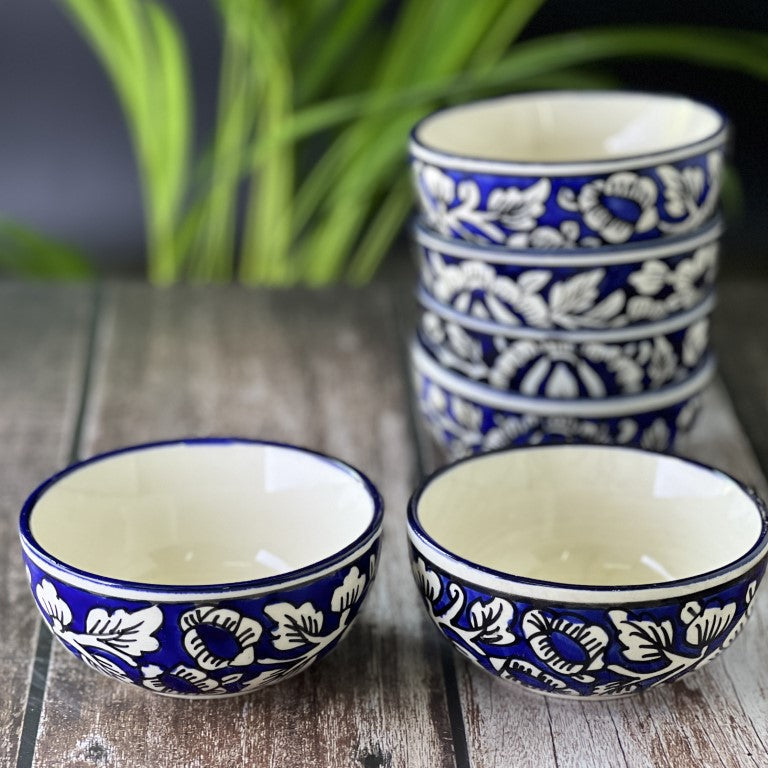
[413,215,723,267]
[417,284,715,342]
[409,90,729,176]
[19,437,384,602]
[407,443,768,603]
[411,337,714,416]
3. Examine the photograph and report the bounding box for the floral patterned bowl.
[415,216,721,330]
[417,287,714,398]
[411,339,714,459]
[410,91,727,247]
[408,444,768,699]
[19,438,383,697]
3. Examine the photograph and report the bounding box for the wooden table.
[2,279,768,768]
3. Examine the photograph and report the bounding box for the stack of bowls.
[407,91,728,459]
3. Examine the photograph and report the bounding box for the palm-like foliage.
[57,0,768,285]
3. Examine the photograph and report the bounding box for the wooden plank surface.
[5,278,768,767]
[0,285,93,767]
[30,283,456,768]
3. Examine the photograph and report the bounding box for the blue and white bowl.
[410,91,727,247]
[411,339,713,459]
[415,216,721,330]
[408,444,768,699]
[19,438,383,697]
[417,287,714,398]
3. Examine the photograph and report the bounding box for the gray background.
[1,1,765,276]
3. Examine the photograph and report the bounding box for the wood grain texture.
[0,284,92,766]
[712,280,768,477]
[31,283,456,768]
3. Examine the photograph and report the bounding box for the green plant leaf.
[0,221,93,279]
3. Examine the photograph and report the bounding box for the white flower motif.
[331,566,367,612]
[682,320,709,367]
[559,172,659,243]
[680,600,736,647]
[141,663,227,695]
[522,609,608,680]
[486,179,550,231]
[180,606,262,670]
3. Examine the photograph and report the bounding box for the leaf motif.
[549,270,604,316]
[36,579,72,629]
[682,601,737,647]
[517,269,551,295]
[582,290,626,325]
[468,597,516,645]
[556,186,579,212]
[609,610,674,662]
[264,602,324,650]
[414,558,442,604]
[628,260,669,295]
[331,566,367,612]
[83,605,163,657]
[79,651,131,682]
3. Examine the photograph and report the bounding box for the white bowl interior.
[415,92,723,163]
[30,442,376,585]
[416,446,760,586]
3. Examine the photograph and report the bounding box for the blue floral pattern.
[411,554,764,698]
[24,546,379,696]
[418,309,709,398]
[413,150,723,247]
[414,365,704,459]
[417,239,719,330]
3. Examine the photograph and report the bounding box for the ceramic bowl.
[410,91,727,246]
[417,287,714,397]
[19,438,383,697]
[408,444,768,699]
[415,216,721,330]
[411,339,714,459]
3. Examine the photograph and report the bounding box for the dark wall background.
[1,1,765,277]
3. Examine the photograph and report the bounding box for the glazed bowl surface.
[417,286,713,398]
[411,338,713,459]
[408,444,768,699]
[415,216,721,330]
[19,438,383,697]
[410,91,727,246]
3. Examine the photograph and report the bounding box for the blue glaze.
[23,544,379,696]
[417,297,712,398]
[412,361,708,459]
[19,437,383,697]
[409,547,765,698]
[415,218,720,330]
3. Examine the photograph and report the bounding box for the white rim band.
[21,531,381,602]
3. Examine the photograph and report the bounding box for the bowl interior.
[415,446,761,586]
[414,92,723,164]
[27,441,377,586]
